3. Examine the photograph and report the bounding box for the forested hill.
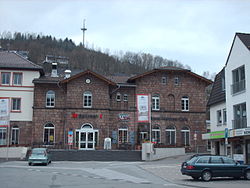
[0,32,187,75]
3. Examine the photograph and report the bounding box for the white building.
[0,51,43,146]
[205,33,250,164]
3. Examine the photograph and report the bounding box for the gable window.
[1,72,11,85]
[152,94,160,111]
[116,92,121,102]
[161,76,167,84]
[174,76,179,85]
[118,128,128,143]
[232,65,245,94]
[11,98,21,111]
[181,96,189,111]
[83,91,92,108]
[46,90,55,107]
[181,126,190,146]
[152,125,161,143]
[217,110,222,125]
[44,123,55,145]
[13,73,22,86]
[166,125,176,145]
[123,94,128,102]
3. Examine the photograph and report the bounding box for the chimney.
[51,63,58,77]
[64,69,71,79]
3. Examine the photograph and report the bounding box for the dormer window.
[116,93,121,102]
[161,76,167,84]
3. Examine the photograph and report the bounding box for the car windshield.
[32,150,45,155]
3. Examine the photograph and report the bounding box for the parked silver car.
[28,148,51,166]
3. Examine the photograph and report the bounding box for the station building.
[32,66,212,151]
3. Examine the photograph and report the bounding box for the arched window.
[152,94,160,111]
[166,125,176,145]
[181,126,190,146]
[167,94,175,111]
[116,92,121,102]
[44,123,55,145]
[83,91,92,108]
[11,125,19,145]
[81,123,93,129]
[152,125,161,143]
[46,90,55,107]
[181,96,189,111]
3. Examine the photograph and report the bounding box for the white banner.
[137,94,150,122]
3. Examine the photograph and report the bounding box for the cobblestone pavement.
[139,154,250,188]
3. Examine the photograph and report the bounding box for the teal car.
[28,148,51,166]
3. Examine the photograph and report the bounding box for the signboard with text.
[137,94,150,122]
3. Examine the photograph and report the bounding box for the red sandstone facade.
[32,67,212,151]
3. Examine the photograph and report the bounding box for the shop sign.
[118,113,130,121]
[231,128,250,137]
[202,131,225,140]
[71,113,99,119]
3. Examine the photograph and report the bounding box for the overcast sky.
[1,0,250,75]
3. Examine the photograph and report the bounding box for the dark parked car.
[181,155,250,181]
[28,148,51,166]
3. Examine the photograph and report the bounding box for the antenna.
[81,19,87,48]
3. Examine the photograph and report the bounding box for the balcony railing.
[232,117,247,129]
[231,80,245,94]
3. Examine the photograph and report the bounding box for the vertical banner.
[137,94,150,122]
[0,98,10,127]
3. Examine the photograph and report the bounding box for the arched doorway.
[76,124,98,150]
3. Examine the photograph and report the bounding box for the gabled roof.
[0,51,43,73]
[207,68,226,107]
[226,32,250,65]
[128,66,212,85]
[60,69,116,85]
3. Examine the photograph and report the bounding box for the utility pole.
[81,19,87,48]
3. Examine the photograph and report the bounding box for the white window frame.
[43,123,55,145]
[1,72,11,85]
[161,76,167,84]
[217,110,222,125]
[181,126,190,146]
[152,126,161,143]
[152,95,160,111]
[123,94,128,102]
[223,108,227,125]
[13,72,22,86]
[118,128,128,143]
[46,90,55,108]
[181,96,189,111]
[11,126,19,145]
[11,98,21,111]
[116,92,121,102]
[165,126,176,145]
[0,127,7,145]
[83,91,92,108]
[174,76,179,85]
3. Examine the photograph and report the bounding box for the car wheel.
[245,170,250,180]
[201,170,212,181]
[191,176,199,180]
[28,162,32,166]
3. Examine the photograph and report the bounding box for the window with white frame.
[140,132,148,143]
[116,92,121,102]
[232,65,245,94]
[83,91,92,108]
[152,94,160,111]
[13,73,22,86]
[46,90,55,107]
[44,123,55,145]
[152,126,161,143]
[11,125,19,145]
[166,125,176,145]
[123,94,128,102]
[217,110,222,125]
[181,126,190,146]
[11,98,21,111]
[1,72,11,85]
[118,128,128,143]
[181,96,189,111]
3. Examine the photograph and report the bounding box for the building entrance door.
[76,124,98,150]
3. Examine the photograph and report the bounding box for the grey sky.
[1,0,250,75]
